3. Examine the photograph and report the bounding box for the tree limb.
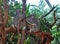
[20,0,26,44]
[0,5,3,22]
[51,9,57,27]
[3,0,8,26]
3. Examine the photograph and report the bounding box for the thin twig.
[40,6,55,19]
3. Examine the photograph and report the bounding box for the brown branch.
[1,36,6,44]
[5,26,17,34]
[19,20,26,44]
[20,0,26,44]
[1,0,9,43]
[15,9,22,44]
[0,26,54,44]
[17,37,21,44]
[0,5,3,22]
[51,9,57,27]
[0,26,16,44]
[20,29,26,44]
[31,31,54,44]
[1,26,16,44]
[17,21,21,44]
[1,26,6,44]
[3,0,8,26]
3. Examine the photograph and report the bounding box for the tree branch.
[51,9,57,27]
[3,0,8,26]
[20,0,26,44]
[0,0,8,44]
[0,5,3,22]
[41,6,55,18]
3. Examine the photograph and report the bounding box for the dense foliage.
[0,0,60,44]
